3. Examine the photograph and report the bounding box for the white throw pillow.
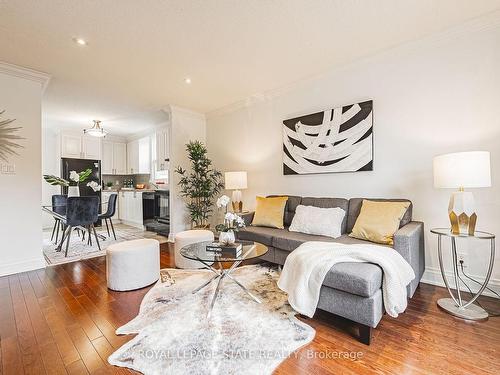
[289,205,345,238]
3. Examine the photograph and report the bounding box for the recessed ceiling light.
[73,37,87,46]
[184,77,192,84]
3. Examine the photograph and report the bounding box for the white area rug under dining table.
[43,223,168,265]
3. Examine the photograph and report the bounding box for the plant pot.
[68,186,80,197]
[219,230,236,246]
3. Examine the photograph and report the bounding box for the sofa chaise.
[237,196,425,344]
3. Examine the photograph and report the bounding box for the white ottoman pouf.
[175,229,214,269]
[106,239,160,291]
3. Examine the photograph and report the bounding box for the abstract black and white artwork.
[282,100,373,175]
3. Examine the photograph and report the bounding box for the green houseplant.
[175,141,224,228]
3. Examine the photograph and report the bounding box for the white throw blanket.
[277,241,415,318]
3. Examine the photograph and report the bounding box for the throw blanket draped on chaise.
[278,241,415,318]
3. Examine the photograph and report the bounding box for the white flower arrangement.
[69,170,80,183]
[216,211,246,233]
[216,195,231,208]
[87,181,102,192]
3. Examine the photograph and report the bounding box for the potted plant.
[175,141,224,228]
[106,181,114,190]
[43,168,93,196]
[215,211,246,245]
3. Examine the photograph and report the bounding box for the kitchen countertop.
[103,188,168,193]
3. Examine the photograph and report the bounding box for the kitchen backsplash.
[102,174,151,189]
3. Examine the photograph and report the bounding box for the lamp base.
[448,191,477,235]
[232,201,243,213]
[437,298,488,321]
[231,190,243,213]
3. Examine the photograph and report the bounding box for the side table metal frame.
[431,228,495,321]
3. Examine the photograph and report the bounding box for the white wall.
[167,106,207,237]
[0,62,50,276]
[41,127,59,228]
[206,22,500,295]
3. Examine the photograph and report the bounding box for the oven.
[143,190,170,235]
[154,190,169,224]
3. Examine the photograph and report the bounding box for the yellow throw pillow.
[251,196,289,229]
[350,200,410,245]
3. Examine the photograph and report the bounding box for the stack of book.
[206,242,243,257]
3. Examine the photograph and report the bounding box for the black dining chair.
[51,194,67,243]
[61,196,101,256]
[99,193,118,240]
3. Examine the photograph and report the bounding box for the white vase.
[68,186,80,197]
[219,230,236,245]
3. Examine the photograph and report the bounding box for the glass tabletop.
[180,240,268,263]
[430,228,495,239]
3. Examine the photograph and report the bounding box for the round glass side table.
[430,228,495,321]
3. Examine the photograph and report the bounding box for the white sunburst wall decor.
[0,109,25,163]
[282,100,373,175]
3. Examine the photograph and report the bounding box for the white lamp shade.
[433,151,491,189]
[225,171,247,190]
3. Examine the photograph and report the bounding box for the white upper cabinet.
[103,141,127,175]
[82,136,102,160]
[127,136,150,174]
[127,139,139,174]
[138,137,150,173]
[156,128,169,171]
[113,142,127,174]
[60,131,102,160]
[102,141,114,174]
[61,134,82,158]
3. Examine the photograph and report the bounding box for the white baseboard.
[421,267,500,299]
[0,257,46,277]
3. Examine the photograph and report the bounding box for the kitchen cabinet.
[127,140,139,174]
[101,191,120,222]
[102,141,127,175]
[156,128,169,171]
[119,191,143,227]
[83,136,101,160]
[60,131,102,160]
[127,136,150,174]
[113,143,127,174]
[61,134,82,158]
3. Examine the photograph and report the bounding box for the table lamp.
[225,171,247,213]
[433,151,491,235]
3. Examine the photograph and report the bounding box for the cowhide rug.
[108,265,315,374]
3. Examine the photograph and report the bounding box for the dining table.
[42,199,110,252]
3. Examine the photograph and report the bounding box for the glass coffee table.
[180,240,268,317]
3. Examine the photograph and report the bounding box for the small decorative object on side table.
[430,228,495,321]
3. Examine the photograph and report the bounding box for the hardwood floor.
[1,244,499,374]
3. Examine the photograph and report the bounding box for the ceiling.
[1,0,500,135]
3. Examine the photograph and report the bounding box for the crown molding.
[165,105,206,121]
[206,10,500,120]
[0,61,51,92]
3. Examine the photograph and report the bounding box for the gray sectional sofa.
[237,196,425,344]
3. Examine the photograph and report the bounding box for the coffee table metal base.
[191,257,261,317]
